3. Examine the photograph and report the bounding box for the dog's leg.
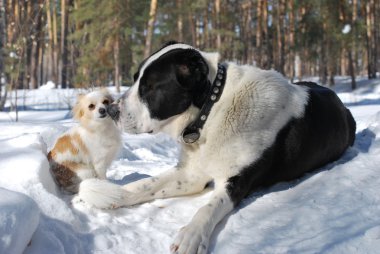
[77,167,212,208]
[170,183,234,254]
[92,160,108,179]
[121,168,212,206]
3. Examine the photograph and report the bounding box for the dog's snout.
[107,103,121,121]
[99,108,106,115]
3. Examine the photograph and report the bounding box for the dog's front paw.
[170,224,209,254]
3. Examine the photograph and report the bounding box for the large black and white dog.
[78,42,356,254]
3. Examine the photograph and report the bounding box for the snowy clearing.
[1,80,380,254]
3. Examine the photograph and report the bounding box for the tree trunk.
[46,0,56,85]
[176,0,183,42]
[275,0,285,74]
[30,1,43,89]
[23,0,32,89]
[348,50,356,89]
[114,36,121,93]
[242,1,252,64]
[203,8,210,49]
[61,0,69,88]
[53,0,59,85]
[255,0,262,67]
[262,0,269,69]
[366,0,377,79]
[195,16,201,48]
[0,0,6,110]
[188,12,196,46]
[347,0,357,89]
[287,0,295,81]
[215,0,221,50]
[370,0,377,78]
[144,0,158,58]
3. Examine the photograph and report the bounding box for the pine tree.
[70,0,146,88]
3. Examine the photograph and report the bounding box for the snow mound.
[0,188,40,254]
[39,81,56,90]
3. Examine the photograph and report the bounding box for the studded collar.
[181,63,227,144]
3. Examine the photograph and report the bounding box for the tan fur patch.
[72,133,89,156]
[51,135,79,155]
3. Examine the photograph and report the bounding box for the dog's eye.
[88,104,95,110]
[103,99,109,105]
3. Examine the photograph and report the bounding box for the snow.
[39,81,56,90]
[342,24,351,34]
[0,188,40,254]
[1,79,380,254]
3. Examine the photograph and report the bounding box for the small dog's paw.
[171,225,209,254]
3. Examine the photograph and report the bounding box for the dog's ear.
[72,94,84,120]
[175,49,209,90]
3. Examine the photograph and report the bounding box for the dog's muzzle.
[107,103,121,122]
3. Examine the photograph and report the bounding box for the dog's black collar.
[182,63,227,144]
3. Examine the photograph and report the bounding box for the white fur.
[49,89,121,192]
[76,179,127,208]
[78,45,309,254]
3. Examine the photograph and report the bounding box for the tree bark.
[114,37,121,93]
[0,0,6,110]
[144,0,158,58]
[366,0,377,79]
[262,0,269,69]
[255,0,262,67]
[348,50,356,89]
[241,0,252,64]
[188,11,196,46]
[275,0,285,74]
[52,0,59,85]
[203,7,210,49]
[61,0,69,88]
[287,0,295,81]
[30,1,43,89]
[176,0,183,42]
[46,0,57,85]
[214,0,221,50]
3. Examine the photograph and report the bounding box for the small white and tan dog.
[48,89,122,193]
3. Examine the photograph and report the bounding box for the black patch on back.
[227,82,356,206]
[138,48,210,120]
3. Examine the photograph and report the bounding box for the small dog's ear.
[72,102,84,120]
[76,93,85,101]
[73,94,85,120]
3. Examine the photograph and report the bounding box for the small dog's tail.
[77,179,129,209]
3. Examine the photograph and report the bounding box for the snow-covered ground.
[1,79,380,254]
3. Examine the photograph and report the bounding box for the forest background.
[0,0,379,111]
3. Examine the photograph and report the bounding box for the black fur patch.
[227,82,356,206]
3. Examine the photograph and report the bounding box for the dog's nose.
[107,104,120,121]
[99,108,106,115]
